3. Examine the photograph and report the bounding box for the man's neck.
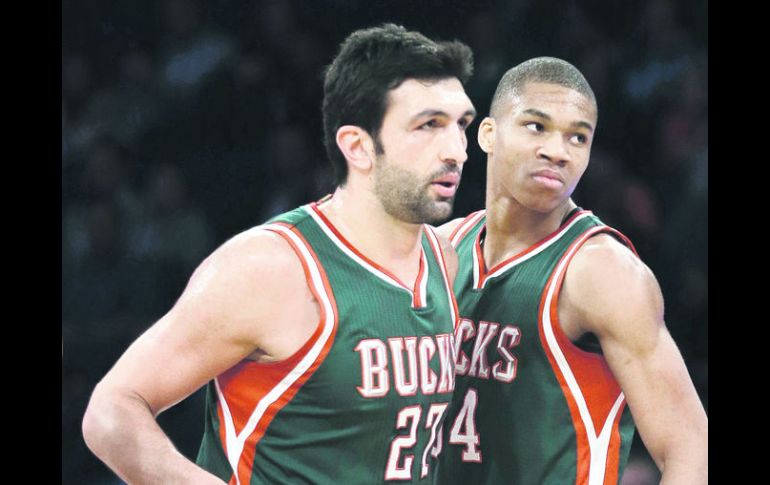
[319,185,425,265]
[482,192,577,269]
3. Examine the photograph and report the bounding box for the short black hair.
[322,23,474,186]
[490,57,596,118]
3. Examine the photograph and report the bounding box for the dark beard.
[372,158,458,224]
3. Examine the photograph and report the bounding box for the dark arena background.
[62,1,707,483]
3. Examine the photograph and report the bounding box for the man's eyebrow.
[522,108,551,121]
[522,108,593,133]
[410,108,477,122]
[410,109,447,122]
[570,120,594,132]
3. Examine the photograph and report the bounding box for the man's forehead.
[506,82,596,121]
[388,78,473,110]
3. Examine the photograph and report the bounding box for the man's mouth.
[531,169,563,189]
[430,173,461,198]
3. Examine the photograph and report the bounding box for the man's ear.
[336,125,376,174]
[477,117,496,154]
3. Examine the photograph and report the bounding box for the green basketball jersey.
[437,209,637,485]
[196,200,459,484]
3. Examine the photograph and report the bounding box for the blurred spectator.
[157,0,236,101]
[623,0,695,106]
[129,161,214,276]
[463,10,510,110]
[73,47,166,153]
[63,199,137,324]
[620,179,662,246]
[653,56,708,202]
[62,52,96,122]
[260,124,322,219]
[63,137,145,271]
[62,53,98,165]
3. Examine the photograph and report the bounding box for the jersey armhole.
[248,223,339,369]
[543,225,637,359]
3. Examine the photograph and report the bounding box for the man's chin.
[426,200,455,224]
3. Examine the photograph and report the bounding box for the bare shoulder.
[569,233,661,301]
[561,233,664,343]
[200,225,306,289]
[182,226,305,307]
[156,224,317,362]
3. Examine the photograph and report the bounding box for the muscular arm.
[559,235,708,484]
[82,229,319,484]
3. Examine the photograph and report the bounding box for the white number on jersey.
[448,388,482,462]
[421,403,448,478]
[385,402,450,480]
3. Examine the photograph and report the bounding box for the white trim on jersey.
[475,212,593,289]
[423,226,458,327]
[540,226,625,485]
[449,210,486,248]
[213,378,238,481]
[472,239,482,291]
[304,204,428,309]
[214,223,337,485]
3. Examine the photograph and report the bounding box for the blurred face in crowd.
[480,82,597,213]
[372,78,476,224]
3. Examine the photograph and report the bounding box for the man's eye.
[420,119,440,129]
[525,122,543,133]
[570,133,588,144]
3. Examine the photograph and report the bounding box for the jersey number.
[448,388,482,462]
[384,402,448,480]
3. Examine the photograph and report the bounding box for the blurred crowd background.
[62,0,707,483]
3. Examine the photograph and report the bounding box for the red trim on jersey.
[449,210,485,247]
[476,210,592,289]
[413,252,427,308]
[309,202,428,308]
[216,222,339,485]
[537,225,636,484]
[424,225,460,331]
[472,236,485,290]
[602,399,628,484]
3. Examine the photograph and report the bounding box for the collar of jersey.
[304,202,430,309]
[472,210,593,290]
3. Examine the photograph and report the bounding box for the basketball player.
[82,24,476,484]
[436,57,707,484]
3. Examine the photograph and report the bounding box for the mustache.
[429,166,462,179]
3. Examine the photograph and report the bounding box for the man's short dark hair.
[490,57,596,118]
[322,23,474,186]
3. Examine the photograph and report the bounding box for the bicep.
[93,230,307,415]
[96,303,256,416]
[566,240,706,467]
